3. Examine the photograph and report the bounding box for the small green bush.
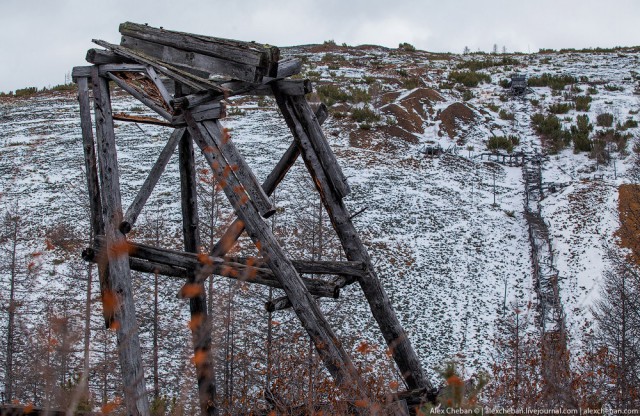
[487,103,500,112]
[498,79,510,88]
[398,42,416,52]
[531,112,569,152]
[574,95,592,111]
[587,86,598,95]
[448,70,491,87]
[528,73,577,90]
[462,89,474,101]
[316,84,350,106]
[402,77,421,90]
[499,109,515,120]
[351,107,380,124]
[530,99,540,106]
[548,103,575,114]
[487,135,519,153]
[15,87,38,97]
[457,57,520,71]
[618,119,638,130]
[604,84,623,92]
[596,113,614,127]
[571,114,593,152]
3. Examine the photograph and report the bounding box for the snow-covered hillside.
[1,45,639,397]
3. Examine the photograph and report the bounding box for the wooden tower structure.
[73,22,431,415]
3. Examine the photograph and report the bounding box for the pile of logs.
[73,23,432,415]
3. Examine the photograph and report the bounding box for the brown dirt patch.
[382,103,423,134]
[348,126,417,153]
[616,184,640,265]
[438,103,476,139]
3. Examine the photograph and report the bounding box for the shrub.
[548,103,575,114]
[498,79,510,88]
[15,87,38,97]
[618,119,639,130]
[316,84,350,106]
[462,89,474,101]
[487,135,519,153]
[527,73,577,90]
[51,83,76,92]
[574,95,592,111]
[530,99,540,106]
[596,113,614,127]
[448,70,491,87]
[531,112,569,152]
[398,42,416,52]
[348,87,371,103]
[604,84,623,92]
[351,107,380,124]
[587,86,598,95]
[571,114,593,152]
[499,109,515,120]
[402,77,421,90]
[487,103,500,112]
[456,57,520,71]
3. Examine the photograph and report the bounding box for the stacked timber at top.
[119,22,279,83]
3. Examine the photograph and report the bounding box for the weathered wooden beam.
[285,94,350,198]
[172,102,226,125]
[178,131,217,416]
[90,67,150,415]
[77,75,112,329]
[105,71,173,121]
[89,238,340,299]
[209,103,327,257]
[120,128,185,234]
[200,120,275,218]
[86,48,130,65]
[275,90,431,392]
[99,64,148,74]
[112,113,173,127]
[93,39,225,93]
[145,66,173,108]
[226,256,366,279]
[121,35,265,83]
[72,66,93,81]
[185,116,371,401]
[265,295,295,312]
[119,22,278,69]
[275,57,302,78]
[83,247,188,278]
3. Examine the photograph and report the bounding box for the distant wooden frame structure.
[73,23,432,415]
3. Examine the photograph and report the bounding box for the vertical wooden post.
[178,130,217,415]
[275,92,431,391]
[184,114,372,403]
[91,67,151,416]
[78,75,113,329]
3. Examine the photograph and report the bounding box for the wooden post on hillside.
[90,68,150,416]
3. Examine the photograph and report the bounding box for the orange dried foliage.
[447,375,464,387]
[23,403,34,414]
[192,349,208,366]
[356,341,374,355]
[45,239,55,250]
[616,184,640,266]
[188,314,204,330]
[389,380,399,390]
[180,283,204,298]
[109,240,133,259]
[101,290,118,316]
[222,128,231,143]
[354,399,370,408]
[197,252,214,265]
